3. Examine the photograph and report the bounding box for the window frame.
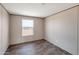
[22,19,34,36]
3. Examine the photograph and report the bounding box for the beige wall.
[0,5,2,54]
[0,5,9,55]
[77,6,79,55]
[44,6,78,54]
[10,15,22,45]
[10,15,44,45]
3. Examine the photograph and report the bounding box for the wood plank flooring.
[4,39,71,55]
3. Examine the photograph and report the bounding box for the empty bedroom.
[0,3,79,55]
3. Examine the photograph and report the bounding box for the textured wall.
[44,6,78,54]
[78,6,79,55]
[0,5,2,55]
[10,15,44,45]
[0,5,9,55]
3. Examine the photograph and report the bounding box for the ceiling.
[2,3,79,18]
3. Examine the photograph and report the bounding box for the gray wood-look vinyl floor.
[4,39,71,55]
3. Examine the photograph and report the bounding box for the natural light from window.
[22,20,34,36]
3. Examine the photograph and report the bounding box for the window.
[22,20,34,36]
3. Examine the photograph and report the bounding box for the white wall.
[0,5,9,55]
[44,6,78,55]
[10,15,44,45]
